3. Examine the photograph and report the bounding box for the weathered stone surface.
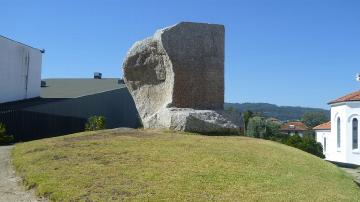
[145,108,241,133]
[160,22,224,109]
[123,37,173,121]
[123,22,241,133]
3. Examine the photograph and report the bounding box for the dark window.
[353,118,358,150]
[324,137,326,152]
[337,117,341,148]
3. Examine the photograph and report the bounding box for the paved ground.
[340,167,360,187]
[0,146,45,202]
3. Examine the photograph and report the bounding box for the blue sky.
[1,0,359,109]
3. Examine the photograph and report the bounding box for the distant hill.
[225,102,330,121]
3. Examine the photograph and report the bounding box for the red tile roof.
[313,121,331,130]
[328,90,360,104]
[280,121,308,131]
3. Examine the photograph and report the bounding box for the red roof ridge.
[329,90,360,104]
[313,121,331,130]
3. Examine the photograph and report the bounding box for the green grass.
[12,128,360,201]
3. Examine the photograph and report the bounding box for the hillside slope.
[12,128,359,201]
[225,102,330,121]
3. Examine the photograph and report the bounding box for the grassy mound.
[12,128,360,201]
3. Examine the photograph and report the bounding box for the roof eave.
[314,128,331,131]
[0,35,44,53]
[280,129,308,132]
[328,100,360,106]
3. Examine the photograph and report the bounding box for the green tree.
[264,119,281,140]
[0,123,14,145]
[85,116,106,131]
[301,135,325,158]
[301,112,329,128]
[242,110,254,133]
[247,117,282,139]
[285,134,325,158]
[285,134,303,148]
[246,116,266,138]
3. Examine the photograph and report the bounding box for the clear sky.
[1,0,359,109]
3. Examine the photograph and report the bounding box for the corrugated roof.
[328,90,360,105]
[41,78,125,98]
[313,121,331,130]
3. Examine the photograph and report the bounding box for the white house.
[314,90,360,165]
[0,35,43,104]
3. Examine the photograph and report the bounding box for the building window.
[337,117,341,148]
[353,118,358,150]
[324,137,326,152]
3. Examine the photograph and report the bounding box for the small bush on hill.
[0,123,14,145]
[264,120,281,140]
[285,134,325,158]
[301,135,325,158]
[85,116,106,131]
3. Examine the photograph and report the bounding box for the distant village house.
[280,121,309,137]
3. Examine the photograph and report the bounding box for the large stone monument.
[123,22,241,133]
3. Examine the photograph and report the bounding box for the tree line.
[238,109,329,158]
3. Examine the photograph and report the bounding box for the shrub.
[264,120,281,140]
[0,123,14,145]
[85,116,106,131]
[285,134,303,148]
[300,135,325,158]
[285,134,325,158]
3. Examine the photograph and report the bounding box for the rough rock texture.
[123,22,241,133]
[145,108,241,133]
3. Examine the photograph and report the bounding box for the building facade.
[314,121,331,155]
[0,36,43,103]
[0,78,140,141]
[315,90,360,165]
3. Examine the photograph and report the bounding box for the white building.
[315,90,360,165]
[0,35,43,104]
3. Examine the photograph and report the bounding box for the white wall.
[320,102,360,165]
[315,130,330,154]
[0,36,42,103]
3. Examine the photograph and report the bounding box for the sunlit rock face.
[123,22,241,133]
